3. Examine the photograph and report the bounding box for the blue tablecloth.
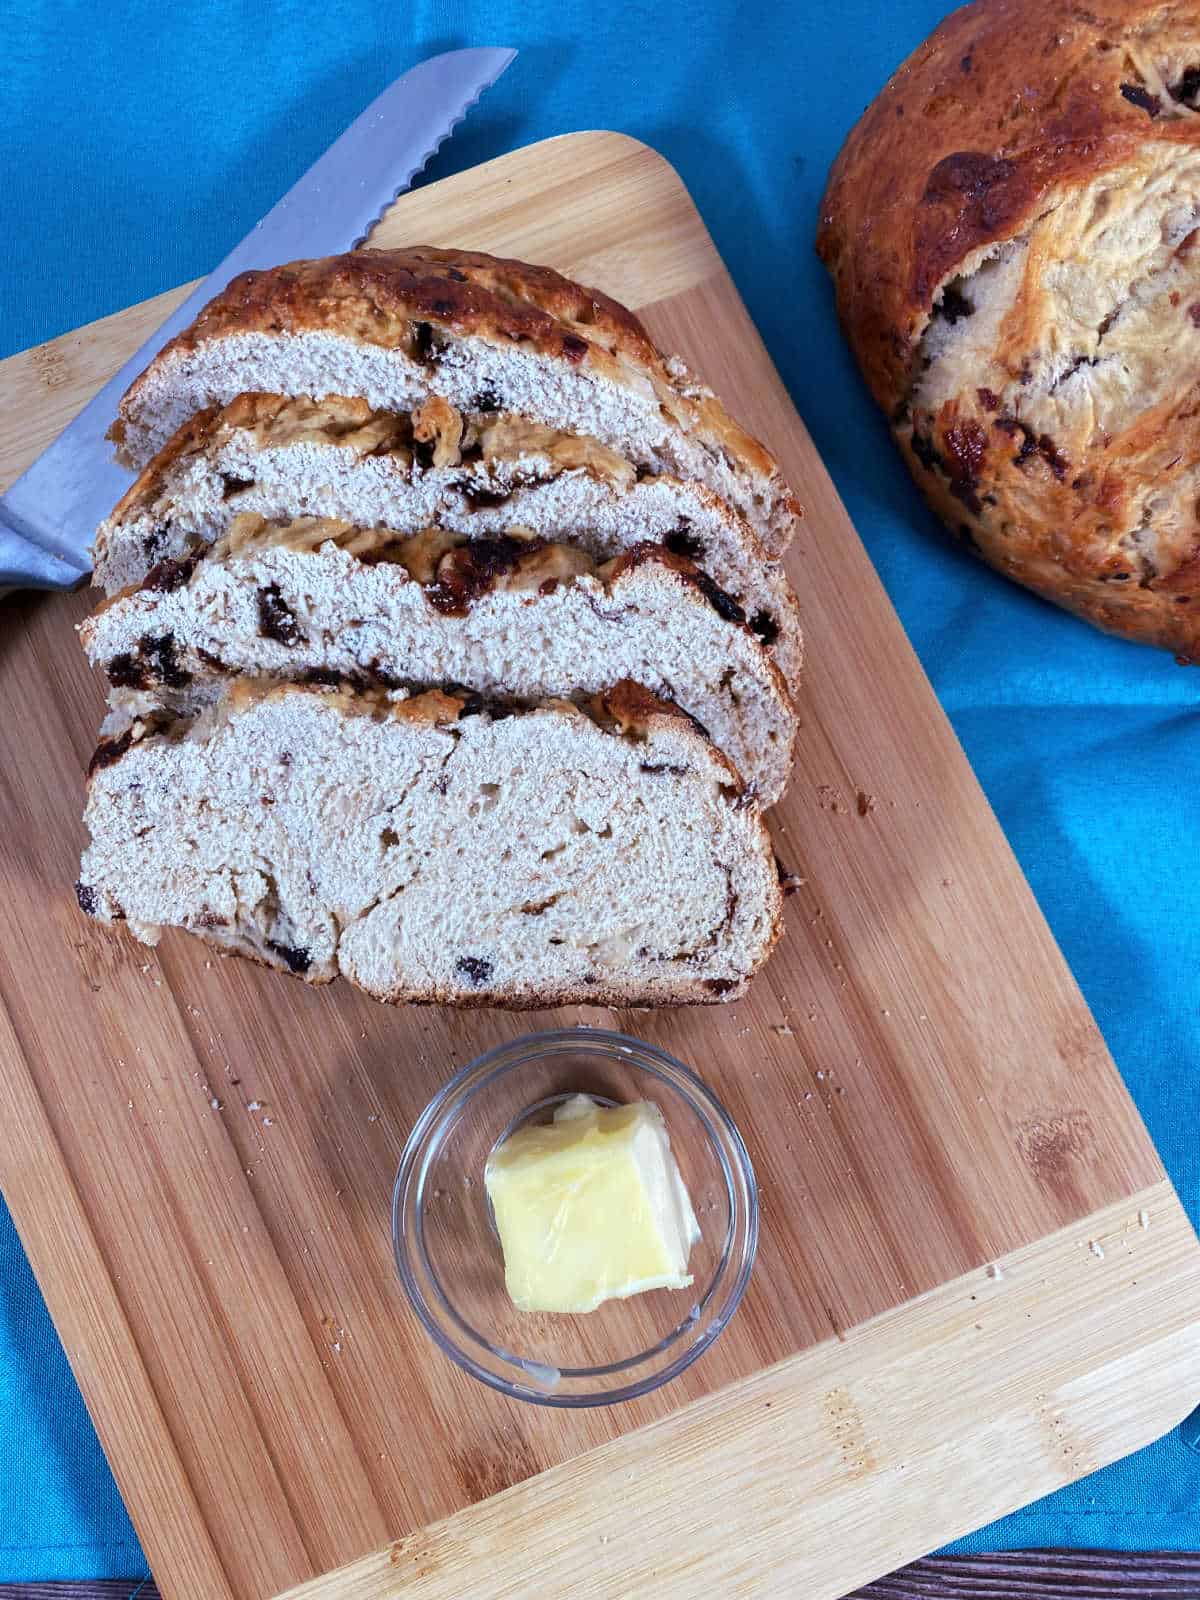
[4,0,1199,1581]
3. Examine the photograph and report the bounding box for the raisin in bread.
[77,680,783,1007]
[82,518,798,804]
[109,248,801,558]
[818,0,1200,659]
[92,393,800,675]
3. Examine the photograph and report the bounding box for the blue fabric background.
[3,0,1199,1581]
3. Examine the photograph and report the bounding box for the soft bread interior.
[78,681,781,1007]
[113,319,798,556]
[83,519,798,805]
[93,394,800,681]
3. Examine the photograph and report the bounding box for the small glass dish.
[393,1028,758,1407]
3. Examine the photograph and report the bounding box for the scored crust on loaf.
[91,392,801,677]
[76,679,784,1007]
[109,247,801,557]
[818,0,1200,658]
[81,519,799,805]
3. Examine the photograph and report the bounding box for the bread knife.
[0,45,516,592]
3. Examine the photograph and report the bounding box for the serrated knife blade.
[0,45,516,591]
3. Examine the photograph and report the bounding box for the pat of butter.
[485,1095,700,1314]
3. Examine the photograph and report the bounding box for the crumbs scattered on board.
[1089,1240,1106,1260]
[1138,1209,1151,1230]
[986,1262,1004,1281]
[856,790,876,817]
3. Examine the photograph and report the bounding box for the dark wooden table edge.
[5,1553,1200,1599]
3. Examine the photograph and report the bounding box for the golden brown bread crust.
[115,247,794,516]
[818,0,1200,658]
[175,247,658,367]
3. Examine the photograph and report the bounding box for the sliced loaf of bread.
[93,394,800,676]
[77,680,783,1007]
[82,518,798,804]
[109,248,801,556]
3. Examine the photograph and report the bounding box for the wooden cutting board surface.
[1,132,1199,1600]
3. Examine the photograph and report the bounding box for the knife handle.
[0,511,89,593]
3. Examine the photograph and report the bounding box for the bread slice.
[109,248,801,557]
[92,394,801,677]
[82,517,799,804]
[76,679,783,1007]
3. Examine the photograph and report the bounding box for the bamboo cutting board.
[1,132,1199,1600]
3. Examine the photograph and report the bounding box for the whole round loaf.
[818,0,1200,659]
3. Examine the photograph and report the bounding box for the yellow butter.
[484,1095,700,1314]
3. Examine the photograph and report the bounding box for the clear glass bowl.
[393,1027,758,1407]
